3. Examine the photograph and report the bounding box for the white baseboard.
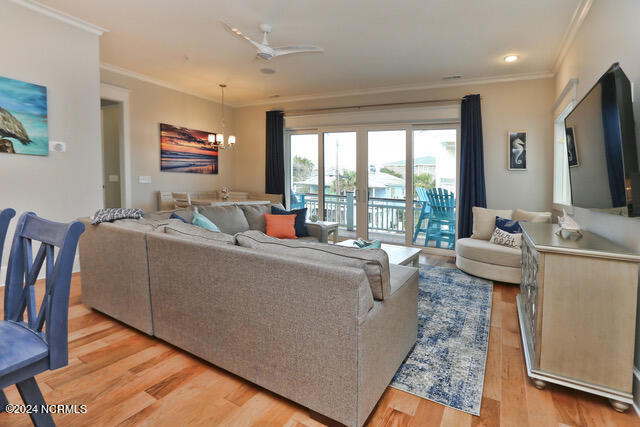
[0,254,80,287]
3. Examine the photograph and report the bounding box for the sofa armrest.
[306,222,328,243]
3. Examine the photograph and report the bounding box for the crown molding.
[100,62,233,106]
[235,71,554,108]
[8,0,108,35]
[552,0,593,73]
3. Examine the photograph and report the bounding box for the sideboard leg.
[531,378,547,390]
[608,399,630,412]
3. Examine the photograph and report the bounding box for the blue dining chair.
[0,208,16,411]
[412,187,431,243]
[0,213,84,426]
[424,188,456,249]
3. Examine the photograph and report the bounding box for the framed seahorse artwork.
[565,127,579,167]
[508,131,527,170]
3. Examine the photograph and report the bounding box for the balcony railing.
[296,193,425,235]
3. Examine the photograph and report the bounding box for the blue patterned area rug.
[390,265,493,416]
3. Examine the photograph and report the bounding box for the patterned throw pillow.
[495,216,521,234]
[91,208,144,224]
[489,227,522,248]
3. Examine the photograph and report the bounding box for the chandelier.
[208,84,235,149]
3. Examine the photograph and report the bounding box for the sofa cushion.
[513,208,552,223]
[236,230,391,300]
[198,205,250,235]
[456,237,521,268]
[389,264,419,296]
[162,221,236,245]
[239,203,271,232]
[471,207,513,240]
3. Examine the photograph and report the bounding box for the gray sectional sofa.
[78,202,419,426]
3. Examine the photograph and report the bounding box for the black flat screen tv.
[564,63,639,217]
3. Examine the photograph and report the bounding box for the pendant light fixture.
[214,84,235,149]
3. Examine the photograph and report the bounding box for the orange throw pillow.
[264,213,297,239]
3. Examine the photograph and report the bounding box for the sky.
[291,129,456,172]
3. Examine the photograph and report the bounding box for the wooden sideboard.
[517,222,640,412]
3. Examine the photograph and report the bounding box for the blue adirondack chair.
[424,188,456,249]
[412,187,431,243]
[0,213,84,426]
[290,192,306,210]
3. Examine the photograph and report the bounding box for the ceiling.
[39,0,584,105]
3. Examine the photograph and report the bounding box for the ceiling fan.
[223,23,324,60]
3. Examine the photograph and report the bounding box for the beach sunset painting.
[160,123,218,174]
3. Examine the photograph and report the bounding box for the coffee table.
[337,240,421,267]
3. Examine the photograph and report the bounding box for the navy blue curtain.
[265,110,285,197]
[600,74,627,207]
[458,94,486,239]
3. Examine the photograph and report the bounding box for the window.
[553,103,573,206]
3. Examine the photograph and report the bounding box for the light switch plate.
[138,175,152,184]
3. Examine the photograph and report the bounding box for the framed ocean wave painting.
[160,123,218,174]
[0,75,49,156]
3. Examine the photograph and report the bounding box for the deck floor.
[0,255,637,426]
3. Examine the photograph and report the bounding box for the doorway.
[101,100,122,208]
[100,83,131,209]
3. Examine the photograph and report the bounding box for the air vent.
[443,75,462,80]
[260,68,276,74]
[269,94,281,98]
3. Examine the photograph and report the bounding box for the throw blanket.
[91,208,144,224]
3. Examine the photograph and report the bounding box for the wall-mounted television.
[564,63,639,217]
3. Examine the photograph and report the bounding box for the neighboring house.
[384,156,436,176]
[294,168,405,199]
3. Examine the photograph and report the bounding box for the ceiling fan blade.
[272,46,324,56]
[220,22,266,50]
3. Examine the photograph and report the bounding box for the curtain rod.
[283,97,474,116]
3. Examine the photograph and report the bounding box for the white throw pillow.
[489,228,522,249]
[471,207,513,240]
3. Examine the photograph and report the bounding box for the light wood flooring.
[0,255,638,426]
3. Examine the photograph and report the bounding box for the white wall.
[554,0,640,409]
[100,69,235,212]
[233,78,555,212]
[0,2,102,276]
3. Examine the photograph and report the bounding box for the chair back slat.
[4,212,85,370]
[0,208,16,268]
[415,187,429,202]
[427,188,456,220]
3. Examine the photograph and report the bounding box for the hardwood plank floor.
[1,256,638,426]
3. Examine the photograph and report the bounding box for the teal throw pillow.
[192,211,220,232]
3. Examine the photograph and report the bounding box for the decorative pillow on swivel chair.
[495,216,521,234]
[264,213,297,239]
[489,227,522,248]
[271,206,308,237]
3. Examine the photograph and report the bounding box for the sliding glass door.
[411,127,457,248]
[323,131,358,238]
[367,130,407,244]
[289,133,319,220]
[286,124,458,251]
